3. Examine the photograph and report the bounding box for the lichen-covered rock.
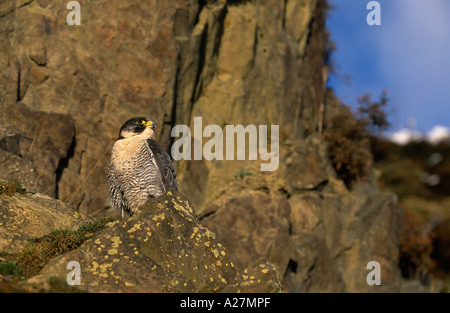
[223,258,283,293]
[0,181,92,254]
[34,191,282,293]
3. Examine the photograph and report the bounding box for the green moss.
[77,216,116,234]
[235,171,252,179]
[0,261,23,278]
[0,180,26,197]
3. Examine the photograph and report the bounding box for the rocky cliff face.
[0,0,327,214]
[0,0,413,292]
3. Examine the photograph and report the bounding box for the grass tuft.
[18,216,115,277]
[0,260,23,279]
[0,180,27,197]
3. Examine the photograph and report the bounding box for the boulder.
[0,102,75,198]
[32,191,282,293]
[0,180,91,254]
[0,149,37,190]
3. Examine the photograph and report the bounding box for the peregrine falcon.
[107,117,178,218]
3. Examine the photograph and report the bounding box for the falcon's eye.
[136,120,145,125]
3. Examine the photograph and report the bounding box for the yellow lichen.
[152,213,166,221]
[172,200,193,221]
[127,223,142,233]
[211,248,219,258]
[190,227,199,239]
[91,261,99,271]
[204,229,216,240]
[111,236,122,248]
[108,248,118,255]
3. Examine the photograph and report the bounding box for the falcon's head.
[118,117,157,140]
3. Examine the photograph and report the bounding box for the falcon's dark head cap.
[118,117,157,139]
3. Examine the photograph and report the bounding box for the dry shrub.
[355,90,390,136]
[399,208,433,283]
[0,180,26,197]
[324,105,372,188]
[323,90,390,189]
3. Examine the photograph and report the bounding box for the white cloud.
[427,125,450,144]
[387,125,450,145]
[387,128,423,145]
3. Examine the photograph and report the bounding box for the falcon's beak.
[147,121,157,129]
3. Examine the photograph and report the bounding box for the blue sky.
[326,0,450,133]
